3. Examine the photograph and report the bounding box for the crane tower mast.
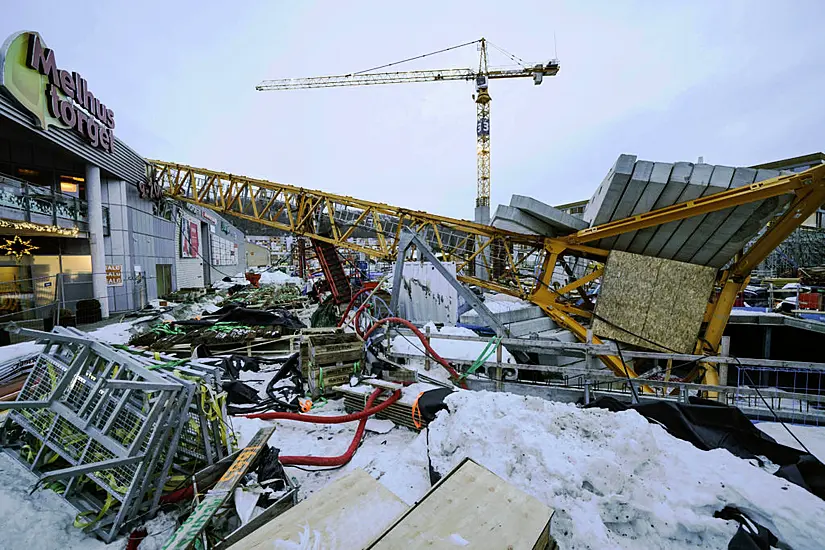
[256,38,559,218]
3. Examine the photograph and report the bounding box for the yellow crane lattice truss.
[149,160,825,385]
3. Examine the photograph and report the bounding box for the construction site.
[2,8,825,550]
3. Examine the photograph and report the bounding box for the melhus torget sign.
[0,31,115,153]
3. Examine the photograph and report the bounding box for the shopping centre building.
[0,30,247,328]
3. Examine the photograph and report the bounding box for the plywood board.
[230,469,408,550]
[592,250,716,353]
[368,458,554,550]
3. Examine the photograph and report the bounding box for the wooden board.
[229,469,408,550]
[367,458,555,550]
[163,427,275,550]
[592,250,716,353]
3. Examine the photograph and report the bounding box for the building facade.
[0,31,177,326]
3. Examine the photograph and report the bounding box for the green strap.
[460,336,501,380]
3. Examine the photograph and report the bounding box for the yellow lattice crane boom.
[149,159,825,387]
[255,38,560,216]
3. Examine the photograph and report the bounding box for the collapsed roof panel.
[582,155,790,267]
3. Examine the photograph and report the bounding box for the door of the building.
[200,223,211,287]
[155,264,172,298]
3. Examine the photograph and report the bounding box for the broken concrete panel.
[598,160,655,250]
[649,163,715,258]
[491,217,536,235]
[708,192,794,268]
[613,162,673,251]
[667,165,735,262]
[687,167,757,265]
[510,195,588,234]
[491,205,555,236]
[582,154,636,227]
[628,162,694,255]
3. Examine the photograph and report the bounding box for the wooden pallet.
[299,330,364,397]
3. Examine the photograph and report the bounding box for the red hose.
[161,389,401,502]
[363,317,467,389]
[337,287,371,328]
[280,387,389,466]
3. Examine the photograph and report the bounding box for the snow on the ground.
[426,391,825,550]
[233,399,430,506]
[756,421,825,464]
[0,453,112,550]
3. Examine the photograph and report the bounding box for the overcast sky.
[5,1,824,220]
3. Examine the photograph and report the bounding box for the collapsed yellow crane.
[255,38,560,220]
[148,159,825,387]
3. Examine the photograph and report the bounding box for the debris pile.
[0,326,232,543]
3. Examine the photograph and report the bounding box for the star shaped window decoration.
[0,235,38,261]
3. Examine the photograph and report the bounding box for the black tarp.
[585,396,825,501]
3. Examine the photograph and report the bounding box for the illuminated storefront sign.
[0,31,116,153]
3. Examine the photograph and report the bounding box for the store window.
[59,175,84,197]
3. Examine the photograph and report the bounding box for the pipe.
[363,317,466,388]
[280,387,389,467]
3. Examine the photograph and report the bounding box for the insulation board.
[592,250,716,353]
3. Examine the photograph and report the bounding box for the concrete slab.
[490,217,536,235]
[612,162,673,251]
[646,163,713,258]
[491,205,554,236]
[582,154,636,227]
[460,304,545,325]
[665,164,735,261]
[705,169,785,267]
[687,167,757,265]
[505,316,557,337]
[627,162,693,254]
[509,195,588,234]
[598,160,655,250]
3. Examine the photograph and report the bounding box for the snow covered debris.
[212,273,251,290]
[259,270,302,286]
[427,391,825,550]
[391,322,514,363]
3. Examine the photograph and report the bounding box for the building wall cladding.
[102,181,177,310]
[175,211,206,289]
[174,204,249,289]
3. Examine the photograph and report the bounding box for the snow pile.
[0,454,111,549]
[391,322,515,363]
[427,391,825,550]
[259,270,302,286]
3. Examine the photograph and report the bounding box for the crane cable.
[351,39,481,76]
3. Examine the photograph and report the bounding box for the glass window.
[61,256,92,275]
[59,175,84,197]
